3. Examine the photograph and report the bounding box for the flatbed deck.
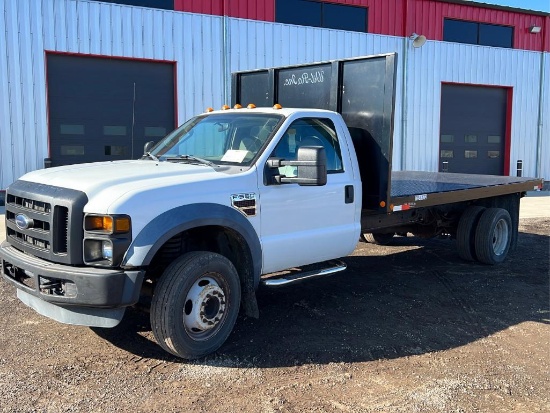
[388,171,542,210]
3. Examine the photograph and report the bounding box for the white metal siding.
[0,0,225,188]
[406,41,543,177]
[0,0,547,189]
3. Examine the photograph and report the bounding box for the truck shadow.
[93,230,549,367]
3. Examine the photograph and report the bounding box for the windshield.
[148,113,283,166]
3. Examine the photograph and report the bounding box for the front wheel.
[150,251,241,359]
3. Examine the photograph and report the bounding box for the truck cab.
[1,106,361,359]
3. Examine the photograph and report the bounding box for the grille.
[54,206,69,254]
[6,195,68,254]
[8,195,51,213]
[4,182,87,265]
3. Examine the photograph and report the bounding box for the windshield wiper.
[143,152,159,162]
[165,155,217,168]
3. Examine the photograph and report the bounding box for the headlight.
[84,240,103,261]
[83,214,132,267]
[101,241,113,260]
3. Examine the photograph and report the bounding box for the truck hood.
[20,160,225,206]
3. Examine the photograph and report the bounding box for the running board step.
[261,260,347,287]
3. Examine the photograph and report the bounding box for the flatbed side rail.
[387,172,543,212]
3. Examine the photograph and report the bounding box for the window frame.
[87,0,174,10]
[275,0,368,33]
[271,117,345,175]
[443,18,514,49]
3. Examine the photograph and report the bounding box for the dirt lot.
[0,218,548,412]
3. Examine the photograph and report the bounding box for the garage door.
[47,54,175,167]
[439,84,508,175]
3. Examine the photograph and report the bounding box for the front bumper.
[0,241,144,327]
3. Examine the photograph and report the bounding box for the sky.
[471,0,550,12]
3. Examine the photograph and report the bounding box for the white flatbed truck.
[1,53,542,359]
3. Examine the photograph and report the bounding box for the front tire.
[474,208,512,265]
[150,251,241,359]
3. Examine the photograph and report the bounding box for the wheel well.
[144,225,255,294]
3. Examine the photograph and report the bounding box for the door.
[440,84,507,175]
[259,116,359,274]
[47,54,175,167]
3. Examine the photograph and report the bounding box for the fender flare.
[122,203,262,288]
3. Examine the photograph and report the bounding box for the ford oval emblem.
[15,214,34,230]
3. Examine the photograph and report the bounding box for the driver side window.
[272,117,343,175]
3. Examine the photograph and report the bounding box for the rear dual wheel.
[150,251,241,359]
[456,206,485,261]
[474,208,512,265]
[457,206,512,265]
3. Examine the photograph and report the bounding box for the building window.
[88,0,174,10]
[443,18,513,48]
[276,0,368,33]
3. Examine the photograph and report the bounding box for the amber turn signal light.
[85,215,130,233]
[85,215,113,232]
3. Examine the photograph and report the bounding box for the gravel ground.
[0,218,548,412]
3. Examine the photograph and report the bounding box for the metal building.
[0,0,548,191]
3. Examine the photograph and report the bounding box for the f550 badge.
[231,193,257,217]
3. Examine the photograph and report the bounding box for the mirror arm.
[267,158,320,168]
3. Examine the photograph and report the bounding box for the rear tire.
[363,232,395,245]
[474,208,512,265]
[150,251,241,359]
[456,206,486,261]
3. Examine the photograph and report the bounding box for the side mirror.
[143,141,155,155]
[267,146,327,186]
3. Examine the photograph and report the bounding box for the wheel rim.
[183,275,227,341]
[492,219,509,256]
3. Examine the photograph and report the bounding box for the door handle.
[345,185,354,204]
